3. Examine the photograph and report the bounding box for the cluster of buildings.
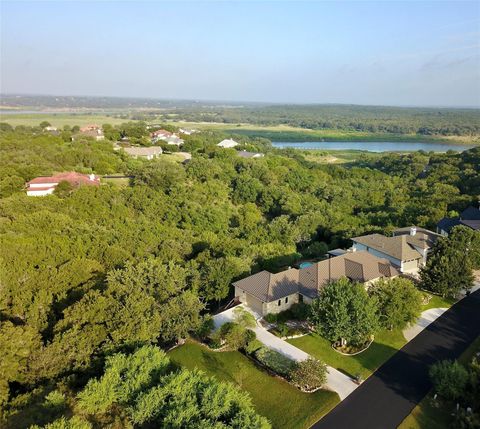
[78,124,105,141]
[150,129,184,146]
[234,226,443,316]
[26,172,100,196]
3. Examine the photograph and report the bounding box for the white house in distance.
[237,150,264,159]
[217,139,239,148]
[151,130,184,146]
[123,146,163,160]
[26,172,100,196]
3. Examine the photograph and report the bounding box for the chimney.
[410,226,417,236]
[89,174,95,181]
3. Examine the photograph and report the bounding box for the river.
[271,141,477,152]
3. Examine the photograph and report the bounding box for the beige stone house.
[351,226,440,274]
[233,251,399,317]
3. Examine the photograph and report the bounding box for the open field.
[165,120,480,145]
[2,113,478,145]
[399,335,480,429]
[168,341,340,429]
[0,113,128,127]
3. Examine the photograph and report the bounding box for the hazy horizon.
[1,1,480,107]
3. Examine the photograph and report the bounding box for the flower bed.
[332,338,373,356]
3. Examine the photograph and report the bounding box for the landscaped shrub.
[290,358,327,391]
[264,313,278,324]
[255,347,296,376]
[217,322,249,350]
[290,302,311,320]
[429,360,469,401]
[244,338,263,355]
[276,323,289,338]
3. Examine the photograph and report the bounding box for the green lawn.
[421,293,457,311]
[399,335,480,429]
[288,329,407,380]
[168,341,339,429]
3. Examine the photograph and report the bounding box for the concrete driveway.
[213,305,357,400]
[403,307,448,341]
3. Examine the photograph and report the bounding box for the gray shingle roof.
[234,251,399,303]
[352,234,421,261]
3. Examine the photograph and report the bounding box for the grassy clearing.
[0,113,128,127]
[168,341,339,429]
[288,329,407,380]
[101,177,130,187]
[398,335,480,429]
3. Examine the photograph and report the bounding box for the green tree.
[40,121,51,129]
[309,278,379,345]
[78,345,170,413]
[420,228,475,297]
[369,278,422,330]
[429,360,469,401]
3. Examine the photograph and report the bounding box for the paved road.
[312,289,480,429]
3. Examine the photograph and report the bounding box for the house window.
[278,300,281,306]
[299,295,303,303]
[285,297,288,304]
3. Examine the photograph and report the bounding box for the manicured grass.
[168,341,339,429]
[421,292,457,311]
[398,335,480,429]
[288,329,407,380]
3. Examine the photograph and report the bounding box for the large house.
[437,205,480,235]
[123,146,163,160]
[351,226,440,273]
[79,124,104,141]
[237,150,264,159]
[217,139,239,148]
[233,251,399,316]
[26,172,100,196]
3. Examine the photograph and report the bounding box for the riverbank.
[2,113,479,147]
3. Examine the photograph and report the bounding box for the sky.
[1,1,479,107]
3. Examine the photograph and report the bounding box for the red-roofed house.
[26,172,100,196]
[151,129,174,143]
[78,124,104,140]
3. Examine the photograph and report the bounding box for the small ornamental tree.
[310,278,379,346]
[290,358,327,391]
[369,277,422,330]
[429,360,469,401]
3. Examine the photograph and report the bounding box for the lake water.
[271,141,477,153]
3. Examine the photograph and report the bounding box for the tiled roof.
[460,220,480,230]
[460,206,480,221]
[392,226,440,250]
[233,268,299,302]
[123,146,163,156]
[234,251,399,303]
[351,234,421,261]
[27,172,100,186]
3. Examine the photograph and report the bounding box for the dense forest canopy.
[0,123,479,427]
[165,104,480,137]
